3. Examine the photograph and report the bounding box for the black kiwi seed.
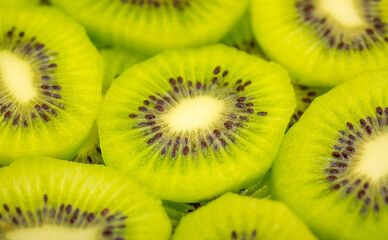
[128,66,268,158]
[1,27,63,127]
[0,195,127,239]
[326,107,388,214]
[231,230,257,240]
[121,0,190,9]
[295,0,387,50]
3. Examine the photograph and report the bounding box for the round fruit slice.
[222,10,266,59]
[50,0,249,55]
[100,48,147,94]
[172,193,317,240]
[273,71,388,240]
[288,84,329,129]
[252,0,388,87]
[98,44,295,202]
[0,157,171,240]
[0,7,102,165]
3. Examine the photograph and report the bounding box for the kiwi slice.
[163,170,271,231]
[0,157,171,239]
[72,123,103,164]
[100,48,147,94]
[222,10,266,59]
[50,0,249,55]
[273,71,388,239]
[172,193,317,240]
[0,7,102,165]
[252,0,388,87]
[239,169,272,199]
[71,48,147,164]
[0,0,42,6]
[98,44,295,202]
[288,84,329,129]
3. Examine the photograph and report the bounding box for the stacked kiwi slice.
[273,72,388,239]
[0,7,101,164]
[50,0,250,55]
[98,44,295,202]
[172,193,317,240]
[252,0,388,87]
[2,1,388,239]
[0,157,171,239]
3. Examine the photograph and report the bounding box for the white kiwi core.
[6,225,100,240]
[318,0,366,28]
[163,96,225,132]
[355,133,388,182]
[0,50,36,103]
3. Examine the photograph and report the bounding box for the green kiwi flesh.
[252,0,388,87]
[72,123,103,164]
[273,71,388,240]
[71,48,148,164]
[99,48,147,94]
[50,0,249,55]
[0,7,102,165]
[98,44,295,202]
[288,84,329,129]
[172,193,317,240]
[0,0,43,6]
[222,10,266,59]
[0,157,171,240]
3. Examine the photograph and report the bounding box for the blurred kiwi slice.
[100,48,147,94]
[49,0,249,55]
[252,0,388,87]
[222,10,266,59]
[0,157,171,240]
[172,193,317,240]
[273,71,388,239]
[288,84,329,129]
[71,48,147,164]
[0,7,102,165]
[98,44,295,202]
[72,123,103,164]
[0,0,43,6]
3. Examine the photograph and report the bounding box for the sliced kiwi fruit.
[222,10,266,59]
[100,48,147,94]
[163,171,272,231]
[72,123,103,164]
[71,48,148,164]
[0,157,171,240]
[252,0,388,87]
[0,7,102,165]
[288,84,329,129]
[172,193,317,240]
[273,71,388,240]
[49,0,249,55]
[239,169,272,199]
[98,44,295,202]
[0,0,42,6]
[162,201,195,230]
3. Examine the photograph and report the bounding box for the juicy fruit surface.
[273,71,388,240]
[252,0,388,87]
[72,124,104,164]
[100,48,147,94]
[0,157,171,240]
[98,44,295,202]
[0,7,102,164]
[222,10,266,59]
[51,0,249,55]
[172,193,317,240]
[288,85,329,129]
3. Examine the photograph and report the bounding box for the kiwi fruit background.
[1,1,388,239]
